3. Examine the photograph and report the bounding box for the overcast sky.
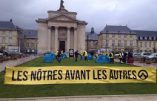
[0,0,157,32]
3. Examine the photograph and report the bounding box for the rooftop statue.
[60,0,64,9]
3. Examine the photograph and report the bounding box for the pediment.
[49,15,76,22]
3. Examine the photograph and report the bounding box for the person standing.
[119,52,122,63]
[84,51,88,61]
[109,52,114,63]
[74,50,79,62]
[56,50,62,63]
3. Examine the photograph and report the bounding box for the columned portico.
[36,0,87,54]
[48,27,51,52]
[74,28,77,51]
[54,26,58,52]
[67,27,70,52]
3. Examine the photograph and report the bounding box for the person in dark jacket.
[74,50,79,62]
[56,50,62,63]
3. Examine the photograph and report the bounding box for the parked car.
[133,52,141,58]
[0,52,3,56]
[146,53,157,61]
[140,52,152,58]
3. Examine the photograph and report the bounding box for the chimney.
[10,19,13,22]
[91,27,94,34]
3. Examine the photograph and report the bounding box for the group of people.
[74,50,88,62]
[55,50,89,63]
[95,50,134,64]
[55,49,133,64]
[118,51,133,64]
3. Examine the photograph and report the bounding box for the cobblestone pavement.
[133,61,157,69]
[0,95,157,101]
[0,55,39,72]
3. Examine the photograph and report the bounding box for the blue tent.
[43,53,55,63]
[96,55,110,63]
[87,54,93,60]
[61,53,67,59]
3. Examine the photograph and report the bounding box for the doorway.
[59,41,65,52]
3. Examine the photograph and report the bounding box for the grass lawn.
[0,57,157,98]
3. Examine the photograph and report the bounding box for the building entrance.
[59,41,65,51]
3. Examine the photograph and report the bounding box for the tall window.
[118,40,121,47]
[118,35,121,38]
[140,42,142,47]
[112,34,115,38]
[106,34,109,38]
[26,43,29,47]
[112,40,115,47]
[130,40,133,46]
[105,40,108,47]
[149,42,151,47]
[2,37,5,44]
[145,42,147,47]
[124,40,127,46]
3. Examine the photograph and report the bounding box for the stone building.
[86,27,98,51]
[98,25,137,52]
[20,29,38,53]
[134,30,157,52]
[36,0,87,54]
[0,20,19,52]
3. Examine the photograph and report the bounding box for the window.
[124,40,127,46]
[106,34,109,38]
[118,35,121,38]
[31,43,34,48]
[118,40,121,47]
[130,41,133,46]
[112,40,115,47]
[149,42,151,47]
[140,42,142,47]
[105,40,108,47]
[145,42,147,47]
[140,37,143,40]
[112,34,115,38]
[2,37,5,44]
[9,37,12,40]
[26,43,29,47]
[154,42,156,47]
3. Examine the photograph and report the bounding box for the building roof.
[86,28,98,40]
[0,21,17,30]
[133,30,157,37]
[101,25,135,34]
[22,29,38,39]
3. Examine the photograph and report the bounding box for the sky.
[0,0,157,32]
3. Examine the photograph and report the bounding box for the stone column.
[74,28,77,51]
[67,27,70,52]
[55,26,58,52]
[48,27,51,51]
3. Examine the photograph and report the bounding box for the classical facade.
[134,30,157,52]
[20,29,38,53]
[98,25,137,52]
[36,0,87,54]
[98,25,157,52]
[0,20,19,52]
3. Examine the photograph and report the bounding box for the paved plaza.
[0,95,157,101]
